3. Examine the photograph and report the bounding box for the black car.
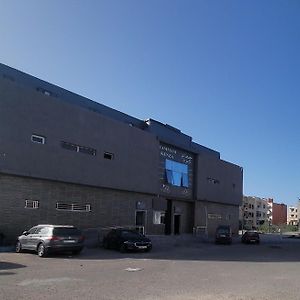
[215,225,232,244]
[241,231,260,244]
[103,228,152,252]
[16,225,85,257]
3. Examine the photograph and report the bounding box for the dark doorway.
[164,200,172,235]
[135,210,146,234]
[174,214,181,235]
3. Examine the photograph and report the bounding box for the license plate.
[220,235,226,237]
[64,240,76,243]
[137,246,147,249]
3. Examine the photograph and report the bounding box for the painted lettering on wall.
[208,214,222,220]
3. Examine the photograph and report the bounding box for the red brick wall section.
[272,203,287,225]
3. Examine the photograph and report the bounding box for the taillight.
[50,236,63,241]
[78,235,85,242]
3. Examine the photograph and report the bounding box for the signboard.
[208,213,222,220]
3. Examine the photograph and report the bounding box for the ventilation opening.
[104,152,114,160]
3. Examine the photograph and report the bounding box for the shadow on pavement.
[0,261,26,271]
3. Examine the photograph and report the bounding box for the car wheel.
[37,243,47,257]
[16,241,23,253]
[120,244,127,253]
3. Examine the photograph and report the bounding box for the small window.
[207,177,220,184]
[25,200,39,209]
[61,141,96,156]
[61,141,78,152]
[39,227,50,235]
[31,135,45,144]
[37,87,52,96]
[153,211,165,225]
[28,227,38,234]
[104,152,114,160]
[56,202,91,212]
[79,146,96,156]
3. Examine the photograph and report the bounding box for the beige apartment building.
[287,206,298,226]
[240,196,268,229]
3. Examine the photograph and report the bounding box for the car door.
[21,227,38,250]
[33,226,50,250]
[27,227,43,250]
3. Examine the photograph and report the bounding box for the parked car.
[103,228,152,252]
[215,225,232,244]
[15,224,85,257]
[241,231,260,244]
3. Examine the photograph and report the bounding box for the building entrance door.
[135,210,146,234]
[174,214,181,235]
[164,200,172,235]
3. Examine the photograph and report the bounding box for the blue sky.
[1,1,300,206]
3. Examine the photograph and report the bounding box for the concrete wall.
[0,174,157,243]
[196,155,243,206]
[0,78,159,195]
[194,201,239,236]
[272,203,287,225]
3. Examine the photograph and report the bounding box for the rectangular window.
[56,202,91,212]
[36,87,52,96]
[153,211,165,224]
[31,134,46,144]
[25,200,39,209]
[61,141,78,151]
[207,177,220,184]
[165,159,188,187]
[104,152,114,160]
[61,141,96,156]
[79,146,96,156]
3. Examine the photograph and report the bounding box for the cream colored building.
[287,206,298,226]
[240,196,268,229]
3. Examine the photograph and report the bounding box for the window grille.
[56,202,91,212]
[25,200,39,209]
[31,134,46,144]
[61,141,96,156]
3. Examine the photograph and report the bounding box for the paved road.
[1,234,300,300]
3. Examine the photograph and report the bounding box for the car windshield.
[217,228,230,234]
[120,230,142,239]
[53,227,81,236]
[247,232,258,236]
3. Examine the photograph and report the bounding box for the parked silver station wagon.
[15,224,84,257]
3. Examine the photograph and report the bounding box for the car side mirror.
[22,231,29,236]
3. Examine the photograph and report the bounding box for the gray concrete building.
[0,63,243,243]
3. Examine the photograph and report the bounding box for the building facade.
[240,196,268,229]
[287,206,298,226]
[0,63,243,242]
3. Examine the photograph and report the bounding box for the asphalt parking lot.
[1,234,300,300]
